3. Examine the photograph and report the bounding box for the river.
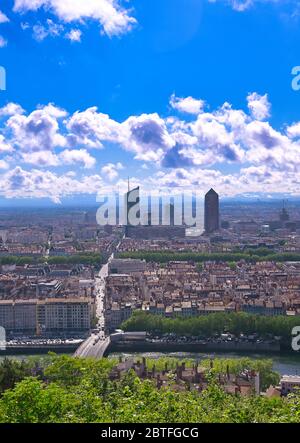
[109,351,300,375]
[1,351,300,375]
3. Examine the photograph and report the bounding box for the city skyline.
[0,1,298,203]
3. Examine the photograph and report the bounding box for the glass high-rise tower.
[204,188,219,233]
[124,186,140,236]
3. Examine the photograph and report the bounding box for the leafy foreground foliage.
[122,311,299,346]
[0,355,299,423]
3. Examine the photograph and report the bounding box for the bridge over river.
[74,335,111,358]
[74,253,113,359]
[74,240,132,359]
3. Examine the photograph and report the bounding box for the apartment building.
[39,298,92,332]
[0,301,14,330]
[0,297,94,334]
[106,302,133,330]
[109,258,146,276]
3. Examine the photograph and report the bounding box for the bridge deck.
[74,336,111,358]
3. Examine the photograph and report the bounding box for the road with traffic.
[74,254,113,358]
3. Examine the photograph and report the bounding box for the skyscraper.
[124,186,140,234]
[279,201,289,223]
[204,188,219,233]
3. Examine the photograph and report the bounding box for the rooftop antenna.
[128,176,130,193]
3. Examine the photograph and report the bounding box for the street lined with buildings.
[74,257,110,358]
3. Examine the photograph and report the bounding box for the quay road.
[74,254,113,358]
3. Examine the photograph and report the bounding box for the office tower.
[124,186,140,236]
[204,188,219,233]
[279,201,289,223]
[161,202,175,226]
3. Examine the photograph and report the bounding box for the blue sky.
[0,0,299,203]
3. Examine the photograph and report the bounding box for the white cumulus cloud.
[170,94,205,115]
[7,104,67,151]
[101,162,123,181]
[14,0,137,38]
[0,11,9,24]
[247,92,271,121]
[65,28,82,42]
[59,149,96,169]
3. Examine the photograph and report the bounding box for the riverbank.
[0,344,79,355]
[1,349,300,376]
[108,351,300,376]
[0,338,283,357]
[108,339,281,354]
